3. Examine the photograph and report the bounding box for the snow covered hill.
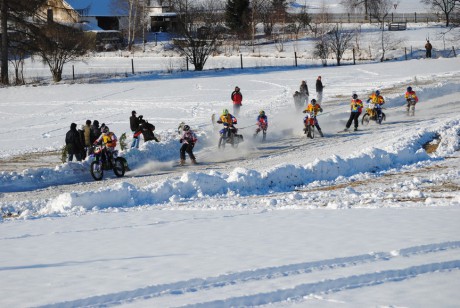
[0,29,460,307]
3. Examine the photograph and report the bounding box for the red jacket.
[231,91,243,105]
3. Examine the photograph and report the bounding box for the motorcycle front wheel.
[362,113,370,126]
[90,161,104,181]
[113,157,126,177]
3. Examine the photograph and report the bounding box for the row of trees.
[1,0,458,84]
[1,0,92,85]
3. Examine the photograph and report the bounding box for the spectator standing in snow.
[90,120,101,144]
[425,40,432,58]
[299,80,309,106]
[231,86,243,116]
[83,120,92,156]
[65,123,84,162]
[130,110,141,148]
[316,76,324,103]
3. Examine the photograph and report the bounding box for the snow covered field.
[1,19,460,308]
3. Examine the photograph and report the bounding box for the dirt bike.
[361,103,386,126]
[89,145,127,181]
[406,98,417,116]
[254,123,267,141]
[303,113,316,139]
[218,126,244,149]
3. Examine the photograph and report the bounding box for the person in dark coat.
[425,40,432,58]
[130,111,141,148]
[78,125,87,160]
[90,120,101,144]
[316,76,324,103]
[65,123,84,162]
[299,81,309,106]
[134,119,159,143]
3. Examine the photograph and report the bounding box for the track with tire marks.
[37,241,460,307]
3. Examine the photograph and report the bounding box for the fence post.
[353,48,356,65]
[131,59,134,74]
[294,52,297,67]
[415,12,417,23]
[453,46,457,57]
[391,13,393,22]
[72,65,75,81]
[411,46,413,57]
[348,13,350,23]
[240,54,243,69]
[186,57,189,71]
[405,47,407,60]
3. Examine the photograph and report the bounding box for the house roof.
[64,0,128,17]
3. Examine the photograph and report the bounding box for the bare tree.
[34,23,92,82]
[368,0,395,23]
[422,0,459,27]
[287,3,312,40]
[172,0,224,71]
[259,0,275,36]
[325,23,355,66]
[0,0,48,85]
[340,0,370,17]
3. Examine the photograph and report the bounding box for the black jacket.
[140,122,158,142]
[66,128,84,155]
[316,79,324,93]
[130,115,140,131]
[90,125,101,143]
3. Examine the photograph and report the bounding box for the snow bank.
[35,118,459,215]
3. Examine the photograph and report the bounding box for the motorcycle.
[218,126,244,149]
[303,113,316,139]
[361,103,386,126]
[89,145,127,181]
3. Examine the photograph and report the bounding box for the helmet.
[259,110,265,115]
[311,99,317,104]
[183,125,190,131]
[352,93,358,99]
[132,110,136,115]
[375,90,380,96]
[235,86,240,91]
[407,86,412,92]
[222,109,229,115]
[102,126,109,133]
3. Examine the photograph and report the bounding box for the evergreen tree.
[225,0,251,39]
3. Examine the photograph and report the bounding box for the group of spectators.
[65,120,104,162]
[293,76,325,111]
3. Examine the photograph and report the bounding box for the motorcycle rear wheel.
[90,161,104,181]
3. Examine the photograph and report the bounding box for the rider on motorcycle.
[216,109,237,140]
[94,126,118,162]
[404,86,419,116]
[302,99,324,137]
[367,90,385,124]
[254,110,268,138]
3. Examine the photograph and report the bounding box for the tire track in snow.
[183,260,460,308]
[35,241,460,308]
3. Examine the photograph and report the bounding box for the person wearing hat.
[65,123,84,162]
[231,86,243,116]
[130,110,141,148]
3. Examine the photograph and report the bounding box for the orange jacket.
[304,103,322,116]
[405,91,418,103]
